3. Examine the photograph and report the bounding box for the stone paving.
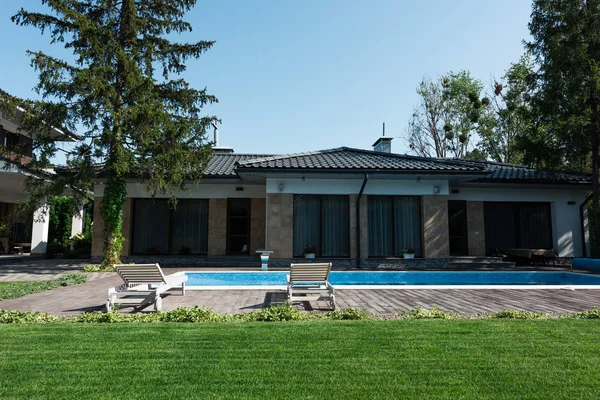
[2,262,600,315]
[0,257,90,282]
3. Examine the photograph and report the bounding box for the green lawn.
[0,320,599,399]
[0,273,87,300]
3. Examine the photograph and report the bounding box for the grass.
[0,320,599,399]
[0,273,87,300]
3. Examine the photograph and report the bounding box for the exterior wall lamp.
[278,183,285,192]
[433,185,441,194]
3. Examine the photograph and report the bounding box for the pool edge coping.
[172,271,600,291]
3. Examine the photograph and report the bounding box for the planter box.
[403,254,415,259]
[304,253,316,259]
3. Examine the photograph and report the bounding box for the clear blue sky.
[0,0,532,159]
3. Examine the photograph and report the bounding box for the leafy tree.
[12,0,217,266]
[477,55,538,164]
[405,71,488,158]
[526,0,600,252]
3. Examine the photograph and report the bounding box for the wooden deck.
[2,272,600,315]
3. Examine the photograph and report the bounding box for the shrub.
[0,310,64,323]
[57,273,88,286]
[242,303,311,322]
[402,306,460,320]
[490,309,549,320]
[45,243,64,259]
[568,306,600,319]
[4,305,600,324]
[161,306,230,322]
[326,307,373,320]
[83,264,115,272]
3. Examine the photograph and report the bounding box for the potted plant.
[403,246,415,259]
[303,245,316,259]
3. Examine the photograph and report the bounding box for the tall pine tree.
[527,0,600,251]
[12,0,216,266]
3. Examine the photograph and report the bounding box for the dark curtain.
[484,202,552,253]
[517,203,552,249]
[394,196,422,256]
[321,196,349,257]
[131,199,169,255]
[484,203,517,254]
[171,200,209,254]
[368,196,394,256]
[293,195,320,256]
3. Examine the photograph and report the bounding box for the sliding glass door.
[368,196,422,257]
[131,199,209,255]
[484,202,552,255]
[293,195,349,257]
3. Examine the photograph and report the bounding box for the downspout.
[580,193,593,257]
[356,174,369,268]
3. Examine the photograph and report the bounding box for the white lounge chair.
[106,263,187,312]
[287,262,336,310]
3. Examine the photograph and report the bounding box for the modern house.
[90,133,591,267]
[0,91,83,255]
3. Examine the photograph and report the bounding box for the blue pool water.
[184,271,600,287]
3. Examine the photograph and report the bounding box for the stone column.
[120,198,132,256]
[70,202,85,238]
[30,199,50,255]
[422,196,449,258]
[265,193,293,258]
[359,196,368,259]
[466,201,486,256]
[208,199,227,255]
[350,195,369,262]
[91,198,104,257]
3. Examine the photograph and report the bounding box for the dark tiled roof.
[236,147,483,172]
[204,153,273,178]
[457,159,591,184]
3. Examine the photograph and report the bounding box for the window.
[484,202,552,254]
[131,199,209,255]
[1,130,33,158]
[293,195,349,257]
[368,196,422,257]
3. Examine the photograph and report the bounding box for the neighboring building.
[90,134,591,266]
[0,91,80,255]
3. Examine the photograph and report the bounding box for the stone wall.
[265,193,293,258]
[250,198,266,253]
[422,196,450,258]
[207,198,227,256]
[348,195,369,262]
[466,201,486,256]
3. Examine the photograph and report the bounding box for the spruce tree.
[527,0,600,252]
[12,0,216,266]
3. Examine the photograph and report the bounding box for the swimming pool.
[178,271,600,290]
